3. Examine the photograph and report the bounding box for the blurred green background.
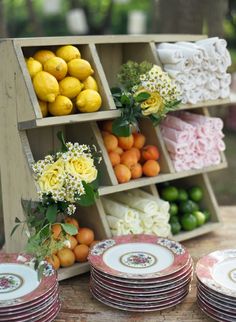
[0,0,235,203]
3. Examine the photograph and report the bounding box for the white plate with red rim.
[91,263,193,289]
[90,257,193,285]
[89,235,190,279]
[196,249,236,298]
[197,282,236,305]
[198,290,236,315]
[90,286,189,312]
[198,299,231,322]
[0,253,57,308]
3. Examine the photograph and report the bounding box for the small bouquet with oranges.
[12,132,101,276]
[112,61,181,137]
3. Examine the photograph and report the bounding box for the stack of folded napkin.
[156,37,231,104]
[160,112,225,172]
[102,189,171,237]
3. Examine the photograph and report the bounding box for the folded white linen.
[157,48,184,64]
[219,73,231,88]
[152,223,171,237]
[102,197,135,222]
[152,211,170,223]
[164,59,193,72]
[111,191,158,216]
[206,76,220,91]
[220,86,230,99]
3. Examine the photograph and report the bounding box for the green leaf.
[15,217,21,223]
[111,87,122,95]
[57,131,68,153]
[10,224,20,237]
[134,92,150,102]
[90,178,99,190]
[61,223,78,235]
[120,94,131,106]
[39,224,50,240]
[78,182,96,207]
[46,204,58,223]
[112,118,132,137]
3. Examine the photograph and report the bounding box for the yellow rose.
[140,91,163,116]
[65,156,97,183]
[38,159,65,193]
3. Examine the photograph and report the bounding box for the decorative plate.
[198,290,236,315]
[197,281,236,305]
[0,254,57,308]
[90,257,193,285]
[198,299,230,322]
[196,249,236,298]
[88,235,189,279]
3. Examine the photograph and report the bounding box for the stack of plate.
[88,234,193,312]
[0,253,60,322]
[196,249,236,322]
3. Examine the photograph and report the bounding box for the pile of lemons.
[25,45,102,117]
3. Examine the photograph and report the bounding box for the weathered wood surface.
[55,206,235,322]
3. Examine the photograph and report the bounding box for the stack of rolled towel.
[102,189,171,237]
[156,37,231,104]
[160,112,225,172]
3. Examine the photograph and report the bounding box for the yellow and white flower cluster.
[134,65,181,117]
[32,142,99,215]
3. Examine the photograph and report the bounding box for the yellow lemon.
[38,100,48,117]
[82,76,98,91]
[43,57,68,81]
[68,59,94,81]
[59,76,84,99]
[33,71,59,103]
[56,45,81,62]
[33,50,55,64]
[26,57,42,78]
[76,89,102,113]
[48,95,73,116]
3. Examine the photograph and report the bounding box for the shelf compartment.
[12,40,115,125]
[156,173,221,242]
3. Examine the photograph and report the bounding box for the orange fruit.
[101,131,109,138]
[133,132,146,149]
[103,134,118,152]
[114,164,131,183]
[76,228,94,246]
[66,235,78,250]
[118,135,134,150]
[108,151,120,167]
[51,224,62,240]
[142,160,160,177]
[120,150,137,169]
[46,254,60,270]
[102,120,113,133]
[64,217,79,231]
[130,163,143,179]
[114,146,123,155]
[129,147,141,161]
[73,244,89,262]
[142,145,160,161]
[57,248,75,267]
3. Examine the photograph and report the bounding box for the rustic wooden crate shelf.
[0,34,229,281]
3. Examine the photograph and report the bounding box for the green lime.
[180,213,197,231]
[203,210,211,222]
[179,200,199,214]
[161,186,179,202]
[169,215,179,224]
[188,186,203,202]
[169,203,178,216]
[178,188,188,202]
[193,211,206,227]
[171,221,181,235]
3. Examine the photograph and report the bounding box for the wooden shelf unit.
[0,34,229,281]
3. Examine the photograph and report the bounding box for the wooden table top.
[55,206,236,322]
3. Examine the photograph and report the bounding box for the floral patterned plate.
[89,235,190,279]
[91,262,193,288]
[196,249,236,298]
[90,286,189,312]
[90,257,193,285]
[0,254,57,308]
[197,281,236,305]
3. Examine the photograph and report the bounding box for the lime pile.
[160,184,211,235]
[25,45,102,117]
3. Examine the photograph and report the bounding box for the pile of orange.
[46,217,98,270]
[101,120,161,184]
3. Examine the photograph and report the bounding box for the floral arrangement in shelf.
[12,132,101,277]
[111,61,181,137]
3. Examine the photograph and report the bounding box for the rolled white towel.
[152,223,171,237]
[209,90,220,100]
[219,73,231,88]
[152,212,170,224]
[130,225,144,234]
[156,48,184,64]
[111,191,158,216]
[164,60,193,72]
[102,197,135,222]
[191,69,208,86]
[185,89,202,104]
[215,39,227,55]
[220,87,230,99]
[177,41,207,60]
[207,76,220,91]
[106,215,124,230]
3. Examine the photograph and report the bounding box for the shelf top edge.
[9,34,208,47]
